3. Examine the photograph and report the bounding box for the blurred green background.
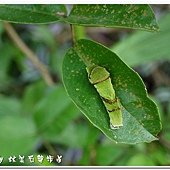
[0,4,170,166]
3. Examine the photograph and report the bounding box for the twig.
[4,22,55,87]
[4,22,57,156]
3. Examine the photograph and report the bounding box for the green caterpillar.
[86,65,123,129]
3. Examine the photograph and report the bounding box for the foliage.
[0,4,169,166]
[112,13,170,66]
[62,39,161,144]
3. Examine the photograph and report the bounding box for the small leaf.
[0,42,18,86]
[41,103,80,142]
[54,121,99,148]
[62,39,161,144]
[67,4,159,31]
[150,147,170,165]
[0,96,21,116]
[54,123,89,148]
[0,115,38,158]
[21,80,46,115]
[0,5,67,24]
[96,143,124,165]
[112,13,170,66]
[126,153,155,166]
[33,85,80,140]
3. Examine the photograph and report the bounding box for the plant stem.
[4,22,55,87]
[70,25,92,67]
[71,24,76,45]
[71,25,86,45]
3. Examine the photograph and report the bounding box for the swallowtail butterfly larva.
[86,65,123,129]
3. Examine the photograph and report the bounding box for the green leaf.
[0,5,67,24]
[0,42,18,87]
[0,96,21,116]
[54,123,89,148]
[126,153,155,166]
[0,115,38,158]
[78,149,90,165]
[54,121,99,148]
[150,146,170,165]
[67,5,159,31]
[0,22,4,43]
[112,13,170,66]
[33,85,80,140]
[21,80,46,115]
[41,103,80,142]
[96,143,124,165]
[62,39,161,144]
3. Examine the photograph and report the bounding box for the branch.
[4,22,55,87]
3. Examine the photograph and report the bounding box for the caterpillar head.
[87,65,110,85]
